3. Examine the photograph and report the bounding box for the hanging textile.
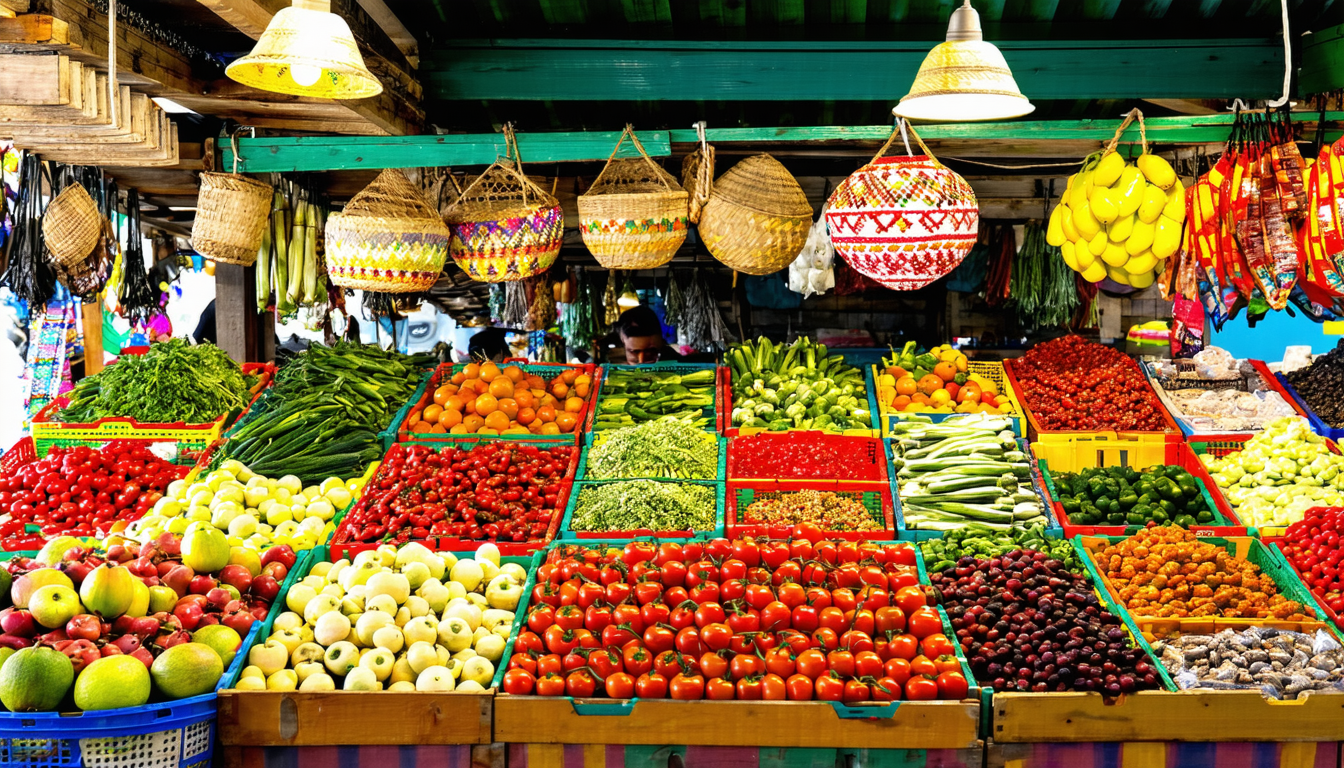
[23,283,82,419]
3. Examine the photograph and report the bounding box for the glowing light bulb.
[289,64,323,87]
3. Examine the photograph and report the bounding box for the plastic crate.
[328,440,579,559]
[577,434,725,483]
[1267,537,1344,632]
[1146,359,1303,439]
[725,432,889,484]
[31,362,275,459]
[1276,373,1344,441]
[1188,433,1343,537]
[719,365,879,438]
[1075,533,1329,626]
[396,362,597,445]
[559,479,725,540]
[588,363,720,435]
[725,480,895,540]
[1033,441,1246,537]
[872,361,1026,437]
[1002,357,1182,441]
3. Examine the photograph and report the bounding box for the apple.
[197,613,220,628]
[130,616,161,637]
[148,586,179,614]
[62,560,94,585]
[61,639,100,674]
[129,646,154,670]
[222,611,256,636]
[251,575,280,603]
[218,565,253,594]
[111,634,142,654]
[248,639,289,676]
[189,574,217,596]
[1,609,36,638]
[158,629,191,649]
[29,585,82,629]
[163,565,195,597]
[173,602,203,630]
[0,635,31,650]
[65,614,102,642]
[206,588,232,610]
[261,545,297,571]
[261,562,288,582]
[155,560,178,578]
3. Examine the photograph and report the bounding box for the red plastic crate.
[1003,356,1181,441]
[725,479,896,541]
[1265,520,1344,632]
[726,432,890,484]
[328,440,580,559]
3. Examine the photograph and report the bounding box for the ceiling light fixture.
[893,0,1034,122]
[225,0,382,100]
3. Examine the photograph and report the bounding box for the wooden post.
[214,262,270,363]
[80,299,102,374]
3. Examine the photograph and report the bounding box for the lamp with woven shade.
[892,0,1033,122]
[324,169,449,293]
[225,0,382,100]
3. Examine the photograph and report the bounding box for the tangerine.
[895,377,918,397]
[916,374,945,396]
[462,414,485,432]
[555,412,578,432]
[474,379,491,395]
[503,365,525,383]
[462,363,480,380]
[475,394,499,415]
[911,392,931,406]
[488,378,515,399]
[892,395,912,410]
[536,404,557,423]
[433,386,453,407]
[463,397,477,415]
[480,362,501,383]
[560,369,578,385]
[573,374,591,398]
[439,408,463,428]
[551,381,569,399]
[477,427,499,435]
[446,395,466,413]
[933,362,957,382]
[496,398,519,419]
[514,390,537,409]
[484,411,511,432]
[517,407,537,425]
[423,404,444,423]
[451,372,467,385]
[450,424,470,434]
[407,410,421,427]
[539,422,561,435]
[429,423,447,433]
[411,420,432,433]
[526,375,547,390]
[564,397,584,414]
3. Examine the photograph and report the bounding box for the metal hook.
[1229,98,1250,114]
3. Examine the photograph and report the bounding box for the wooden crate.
[492,697,981,749]
[216,690,493,746]
[992,690,1344,743]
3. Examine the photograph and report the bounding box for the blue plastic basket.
[1275,373,1344,441]
[559,479,725,540]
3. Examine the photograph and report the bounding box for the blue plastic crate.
[559,479,725,540]
[1276,373,1344,441]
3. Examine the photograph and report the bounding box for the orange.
[556,412,578,432]
[484,410,511,432]
[560,369,578,385]
[438,408,463,428]
[892,395,912,410]
[912,392,931,406]
[503,426,531,435]
[460,378,479,395]
[475,394,499,415]
[451,372,467,386]
[517,407,536,425]
[423,404,444,423]
[463,363,480,380]
[526,375,546,390]
[464,397,477,415]
[514,390,536,409]
[551,381,569,399]
[480,362,501,383]
[408,410,421,427]
[450,424,470,434]
[532,389,548,403]
[474,379,491,395]
[957,383,982,404]
[496,398,519,419]
[477,427,499,435]
[528,422,544,434]
[446,395,466,413]
[564,397,584,413]
[933,362,957,382]
[539,422,561,435]
[428,423,446,433]
[573,374,591,398]
[462,414,485,432]
[503,365,525,383]
[489,378,515,399]
[917,374,944,396]
[886,366,909,381]
[536,404,557,423]
[411,420,432,433]
[895,376,918,397]
[433,386,454,406]
[442,383,460,396]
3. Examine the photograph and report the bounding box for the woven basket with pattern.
[826,122,978,291]
[325,168,450,293]
[43,183,101,267]
[445,126,563,283]
[699,153,813,275]
[192,172,273,266]
[578,125,689,270]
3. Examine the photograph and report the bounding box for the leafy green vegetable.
[584,417,720,480]
[570,480,716,533]
[57,339,252,424]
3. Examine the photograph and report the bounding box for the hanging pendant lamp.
[225,0,382,100]
[892,0,1033,122]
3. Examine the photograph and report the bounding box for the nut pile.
[1156,627,1344,699]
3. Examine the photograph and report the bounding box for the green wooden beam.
[1302,22,1344,95]
[223,114,1344,173]
[422,37,1284,101]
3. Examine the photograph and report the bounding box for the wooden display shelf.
[993,690,1344,743]
[216,690,493,746]
[493,696,981,749]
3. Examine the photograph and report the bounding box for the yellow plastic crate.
[1030,432,1173,473]
[872,360,1025,437]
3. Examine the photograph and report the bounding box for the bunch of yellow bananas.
[1046,150,1185,288]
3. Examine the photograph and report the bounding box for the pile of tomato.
[1280,507,1344,627]
[726,433,885,482]
[1009,335,1169,431]
[332,441,575,546]
[0,442,186,540]
[499,535,972,702]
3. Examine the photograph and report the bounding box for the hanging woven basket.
[325,168,450,293]
[43,182,101,268]
[192,171,273,266]
[445,126,563,283]
[680,122,714,224]
[578,124,689,270]
[699,153,813,275]
[826,122,979,291]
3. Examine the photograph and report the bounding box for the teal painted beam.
[223,130,671,173]
[422,37,1284,101]
[223,115,1344,173]
[1302,22,1344,95]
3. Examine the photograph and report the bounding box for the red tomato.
[623,646,653,677]
[536,654,563,676]
[894,585,927,615]
[699,652,729,680]
[761,673,787,700]
[795,649,827,679]
[502,668,535,695]
[922,634,955,659]
[669,673,705,700]
[700,622,733,651]
[636,672,668,699]
[604,672,635,698]
[535,672,566,696]
[706,677,736,700]
[826,650,855,677]
[737,676,763,700]
[907,608,944,639]
[786,673,814,700]
[842,679,870,702]
[814,672,845,701]
[760,601,791,631]
[764,647,796,677]
[905,676,939,701]
[729,654,763,679]
[871,676,902,702]
[937,671,969,700]
[854,650,884,679]
[884,657,913,686]
[910,655,938,677]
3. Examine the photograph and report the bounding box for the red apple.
[130,616,161,637]
[176,594,209,610]
[99,643,122,657]
[39,629,68,645]
[1,609,36,638]
[163,565,195,597]
[61,639,99,674]
[0,635,31,650]
[189,574,217,596]
[206,588,232,610]
[61,561,94,586]
[250,605,270,621]
[197,613,220,628]
[155,532,181,556]
[261,562,288,582]
[62,547,86,562]
[111,615,136,634]
[129,646,154,670]
[66,614,102,642]
[261,545,297,570]
[111,634,142,654]
[218,565,252,594]
[251,575,280,602]
[154,560,177,578]
[222,611,257,636]
[106,544,125,563]
[173,602,202,631]
[158,629,190,649]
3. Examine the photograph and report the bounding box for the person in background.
[618,305,680,364]
[467,327,509,363]
[192,299,216,345]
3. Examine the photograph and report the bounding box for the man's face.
[622,334,662,364]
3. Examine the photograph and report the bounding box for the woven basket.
[699,153,813,275]
[192,172,273,266]
[578,125,689,270]
[826,122,978,291]
[43,183,101,267]
[325,168,450,293]
[445,126,563,283]
[680,123,714,224]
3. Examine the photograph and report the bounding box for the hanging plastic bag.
[787,205,834,298]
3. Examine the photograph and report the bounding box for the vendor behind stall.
[617,305,681,364]
[467,327,509,363]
